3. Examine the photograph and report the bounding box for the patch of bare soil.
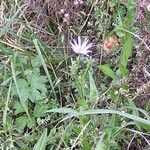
[130,0,150,109]
[125,1,150,149]
[131,34,150,108]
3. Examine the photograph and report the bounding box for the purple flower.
[74,0,83,5]
[70,36,92,56]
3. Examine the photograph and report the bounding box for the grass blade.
[33,39,57,99]
[3,82,12,128]
[89,71,99,102]
[46,108,150,126]
[0,4,27,38]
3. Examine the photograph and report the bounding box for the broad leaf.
[116,64,129,78]
[27,74,47,102]
[33,101,47,117]
[15,116,28,131]
[14,101,25,114]
[98,64,116,79]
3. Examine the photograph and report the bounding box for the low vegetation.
[0,0,150,149]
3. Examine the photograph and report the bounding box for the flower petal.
[73,39,78,46]
[83,43,92,51]
[71,44,79,53]
[70,36,93,56]
[77,36,82,48]
[80,38,89,50]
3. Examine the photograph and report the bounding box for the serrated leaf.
[33,101,47,117]
[28,74,47,92]
[15,116,28,130]
[20,87,30,101]
[31,56,42,68]
[13,101,25,114]
[27,73,47,102]
[11,79,30,101]
[12,72,47,102]
[30,89,42,102]
[28,118,36,128]
[98,64,116,79]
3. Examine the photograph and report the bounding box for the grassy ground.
[0,0,150,149]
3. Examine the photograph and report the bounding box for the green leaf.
[98,64,116,79]
[82,136,91,150]
[89,72,99,102]
[33,39,57,99]
[11,79,30,101]
[31,56,42,68]
[18,79,30,101]
[46,108,150,126]
[15,116,28,130]
[13,101,25,114]
[3,82,12,128]
[20,87,30,101]
[128,101,148,131]
[28,118,36,128]
[33,101,47,117]
[140,123,150,131]
[95,133,108,150]
[19,148,30,150]
[33,129,48,150]
[29,89,41,102]
[27,73,47,102]
[12,73,47,102]
[11,57,31,120]
[117,64,129,77]
[119,34,133,67]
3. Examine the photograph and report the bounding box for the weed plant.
[0,0,150,149]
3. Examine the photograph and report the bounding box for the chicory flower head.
[70,36,92,56]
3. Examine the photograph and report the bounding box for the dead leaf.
[103,36,119,52]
